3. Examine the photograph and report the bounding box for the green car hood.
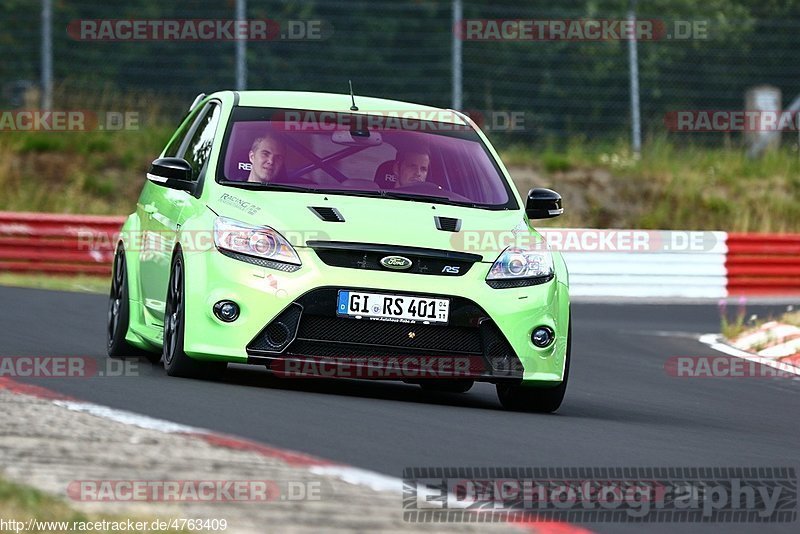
[206,188,530,263]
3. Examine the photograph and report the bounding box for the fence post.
[745,85,781,158]
[236,0,247,90]
[627,0,642,157]
[41,0,53,110]
[451,0,462,110]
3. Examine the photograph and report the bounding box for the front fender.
[118,213,159,350]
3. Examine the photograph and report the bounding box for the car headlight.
[486,247,554,288]
[214,217,301,269]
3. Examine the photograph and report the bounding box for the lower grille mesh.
[246,288,522,379]
[295,316,482,354]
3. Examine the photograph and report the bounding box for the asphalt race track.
[1,286,798,533]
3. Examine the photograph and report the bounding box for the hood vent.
[434,216,461,232]
[308,206,345,222]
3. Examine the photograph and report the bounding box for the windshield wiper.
[220,181,481,207]
[220,181,319,192]
[313,188,384,198]
[381,191,479,208]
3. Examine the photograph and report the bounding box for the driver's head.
[394,150,430,187]
[248,134,285,183]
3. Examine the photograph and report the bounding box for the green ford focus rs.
[107,90,571,412]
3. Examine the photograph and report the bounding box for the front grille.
[286,340,472,360]
[296,315,482,354]
[276,350,489,377]
[308,241,480,277]
[246,287,523,380]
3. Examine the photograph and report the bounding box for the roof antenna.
[349,80,359,111]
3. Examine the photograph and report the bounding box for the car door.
[139,102,221,325]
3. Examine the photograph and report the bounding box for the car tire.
[496,319,571,413]
[107,244,161,364]
[419,380,474,393]
[162,250,226,380]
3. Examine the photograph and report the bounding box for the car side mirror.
[147,158,195,192]
[526,188,563,219]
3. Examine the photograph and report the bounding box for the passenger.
[247,134,285,183]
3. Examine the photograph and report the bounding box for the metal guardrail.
[565,250,729,299]
[1,212,799,297]
[0,212,123,275]
[726,233,800,296]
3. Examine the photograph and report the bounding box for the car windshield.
[218,107,516,209]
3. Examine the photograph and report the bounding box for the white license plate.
[336,290,449,324]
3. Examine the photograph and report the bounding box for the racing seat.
[374,160,398,189]
[226,145,252,181]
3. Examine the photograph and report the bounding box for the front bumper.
[182,246,570,383]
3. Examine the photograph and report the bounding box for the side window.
[163,110,199,158]
[184,104,222,181]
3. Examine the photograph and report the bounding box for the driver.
[247,133,285,183]
[394,149,430,187]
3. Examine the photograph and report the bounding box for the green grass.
[0,87,175,216]
[0,273,109,294]
[720,303,798,340]
[2,113,800,232]
[0,125,173,215]
[0,476,181,534]
[500,136,800,232]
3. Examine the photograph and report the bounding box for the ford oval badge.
[380,255,413,270]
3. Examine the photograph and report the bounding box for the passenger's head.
[394,149,430,187]
[248,134,285,183]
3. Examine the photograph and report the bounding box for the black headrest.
[373,159,397,189]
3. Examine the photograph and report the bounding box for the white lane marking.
[622,329,706,339]
[698,334,800,378]
[309,466,401,493]
[53,401,202,433]
[51,399,408,495]
[46,395,554,529]
[309,466,479,510]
